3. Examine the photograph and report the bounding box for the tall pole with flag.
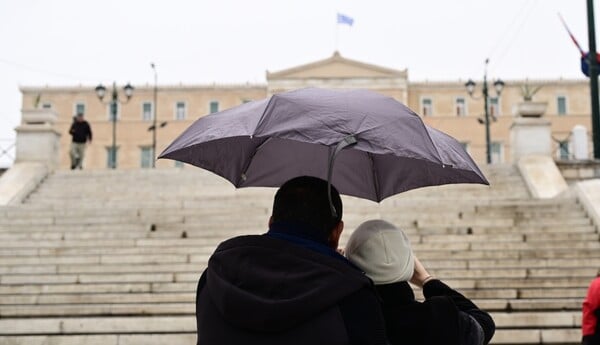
[335,12,354,51]
[587,0,600,159]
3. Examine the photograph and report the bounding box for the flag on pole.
[337,13,354,26]
[558,13,599,77]
[558,13,585,56]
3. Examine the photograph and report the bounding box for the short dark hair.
[272,176,342,241]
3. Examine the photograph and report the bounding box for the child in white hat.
[345,219,495,345]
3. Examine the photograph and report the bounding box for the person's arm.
[423,279,495,344]
[338,286,388,345]
[86,123,93,143]
[409,256,433,288]
[412,256,495,344]
[69,123,75,135]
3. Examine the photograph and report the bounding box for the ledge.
[0,163,49,205]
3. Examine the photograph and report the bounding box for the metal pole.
[151,64,158,168]
[483,60,491,164]
[111,82,117,169]
[587,0,600,159]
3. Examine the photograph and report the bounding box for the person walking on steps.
[69,113,92,170]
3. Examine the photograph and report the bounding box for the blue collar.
[266,222,360,269]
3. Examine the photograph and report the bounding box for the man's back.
[70,120,92,143]
[195,235,387,345]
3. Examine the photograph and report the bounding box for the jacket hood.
[205,235,371,333]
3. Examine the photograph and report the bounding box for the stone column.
[511,101,568,198]
[14,109,61,169]
[510,102,550,162]
[571,125,589,160]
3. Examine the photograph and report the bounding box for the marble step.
[0,298,585,318]
[0,312,579,335]
[1,268,595,286]
[0,328,579,345]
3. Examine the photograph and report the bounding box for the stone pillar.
[510,102,550,163]
[510,118,552,162]
[571,125,589,160]
[14,109,61,169]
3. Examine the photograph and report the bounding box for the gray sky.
[0,0,592,167]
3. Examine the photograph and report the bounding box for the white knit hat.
[345,219,415,285]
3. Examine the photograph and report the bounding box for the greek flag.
[337,13,354,26]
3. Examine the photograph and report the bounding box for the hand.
[410,256,433,288]
[336,248,345,256]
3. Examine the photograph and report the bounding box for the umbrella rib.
[421,123,446,165]
[252,94,278,137]
[367,152,381,202]
[236,137,269,186]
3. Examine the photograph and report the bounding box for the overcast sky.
[0,0,593,166]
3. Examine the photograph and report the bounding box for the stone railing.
[0,108,61,205]
[15,109,61,168]
[556,160,600,183]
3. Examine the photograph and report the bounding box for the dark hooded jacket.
[69,120,92,143]
[376,280,495,345]
[195,233,387,345]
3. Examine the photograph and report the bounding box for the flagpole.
[587,0,600,159]
[335,12,339,51]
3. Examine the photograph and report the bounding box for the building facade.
[20,52,592,170]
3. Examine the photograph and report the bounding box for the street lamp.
[465,59,504,164]
[95,82,134,169]
[148,63,167,168]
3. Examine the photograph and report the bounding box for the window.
[557,96,567,115]
[142,102,153,121]
[107,103,121,121]
[490,142,503,164]
[175,102,187,120]
[75,102,85,116]
[209,101,219,114]
[140,146,154,168]
[421,98,432,116]
[174,160,184,168]
[42,103,52,109]
[558,141,570,160]
[455,97,466,117]
[106,147,119,169]
[488,97,500,117]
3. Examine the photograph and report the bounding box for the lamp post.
[465,59,505,164]
[94,82,134,169]
[151,63,158,168]
[148,63,167,168]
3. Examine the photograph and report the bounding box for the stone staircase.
[0,164,597,344]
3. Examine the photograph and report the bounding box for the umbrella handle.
[328,135,357,219]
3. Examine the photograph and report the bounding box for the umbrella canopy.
[158,88,488,202]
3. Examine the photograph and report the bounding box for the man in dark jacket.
[195,176,388,345]
[68,113,92,169]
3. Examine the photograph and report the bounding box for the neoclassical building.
[20,52,592,170]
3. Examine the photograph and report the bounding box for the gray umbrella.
[158,88,488,205]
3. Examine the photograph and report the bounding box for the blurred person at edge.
[583,271,600,345]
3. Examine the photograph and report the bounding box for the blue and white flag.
[337,13,354,26]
